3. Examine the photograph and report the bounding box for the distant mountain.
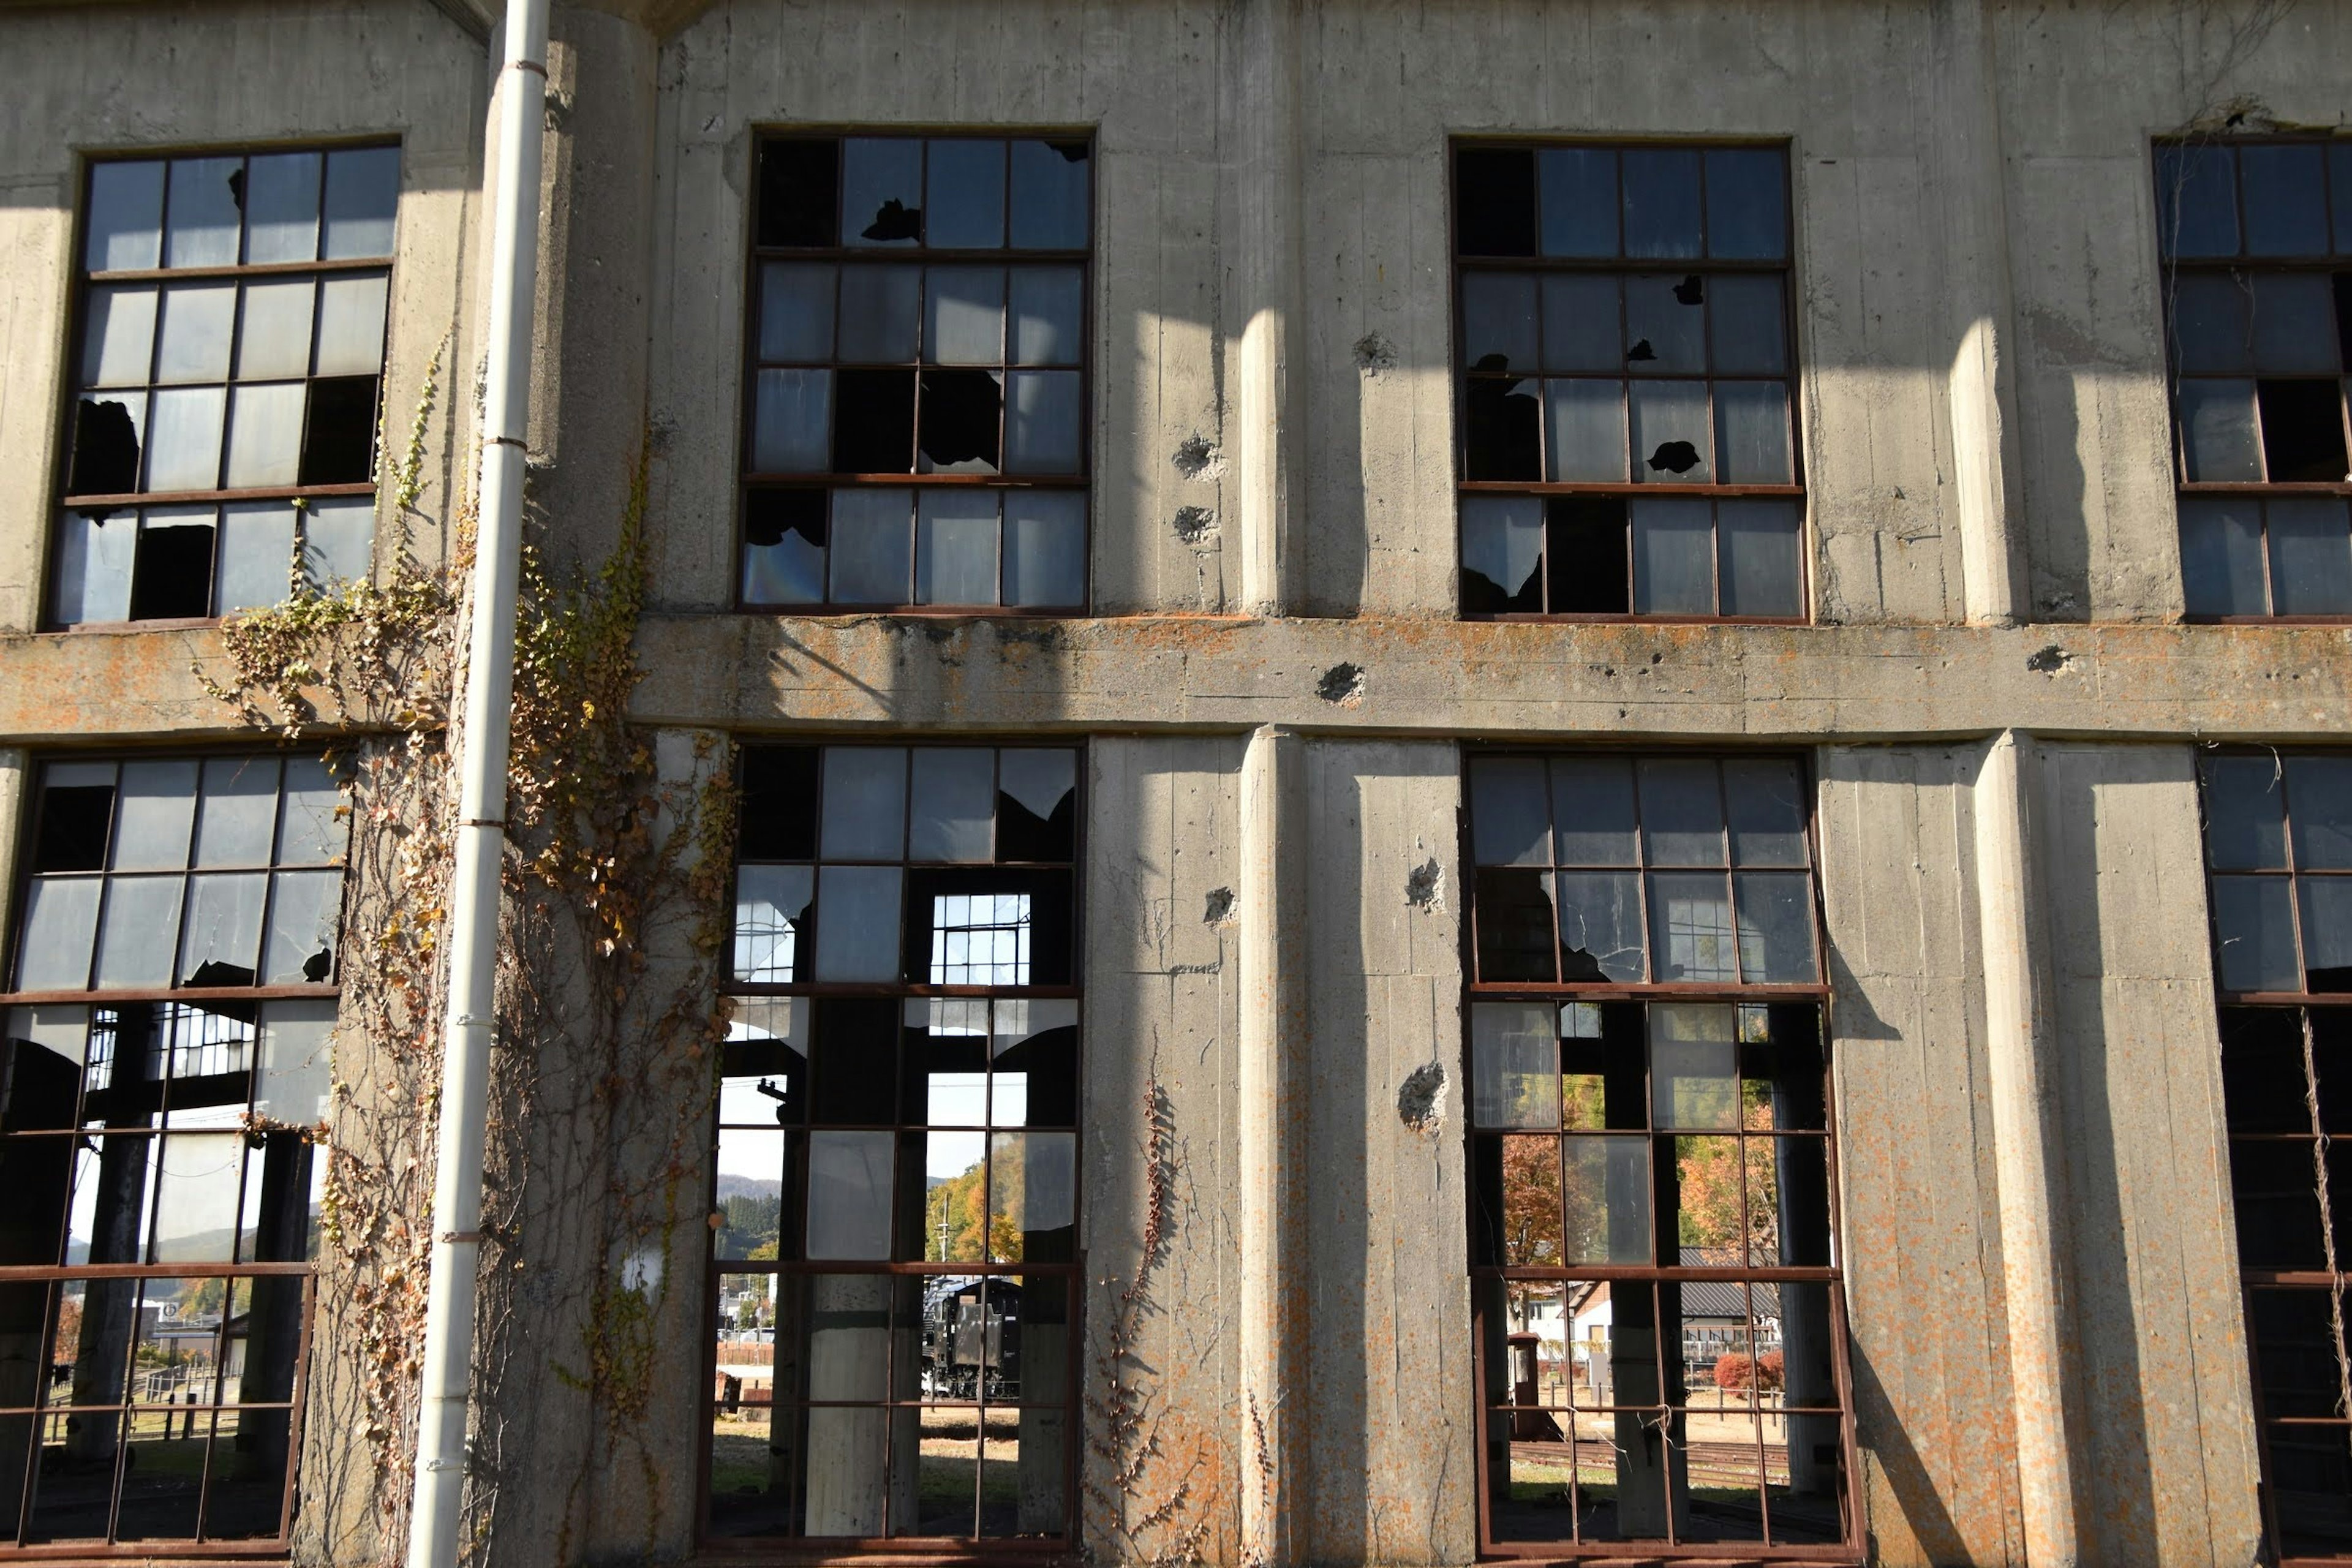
[715,1175,782,1202]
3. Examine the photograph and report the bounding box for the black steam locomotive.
[919,1277,1022,1401]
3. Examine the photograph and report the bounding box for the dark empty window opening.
[2162,138,2352,619]
[741,134,1093,612]
[1460,748,1857,1558]
[51,146,399,628]
[712,743,1084,1546]
[1452,141,1806,622]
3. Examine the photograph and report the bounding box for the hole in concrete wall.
[1203,886,1235,925]
[1172,434,1221,480]
[2026,644,2070,673]
[1354,333,1396,372]
[1173,505,1216,545]
[1396,1062,1447,1134]
[1406,858,1442,908]
[1317,663,1366,706]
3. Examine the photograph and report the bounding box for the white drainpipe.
[404,0,548,1562]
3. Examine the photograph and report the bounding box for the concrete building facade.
[1,0,2350,1564]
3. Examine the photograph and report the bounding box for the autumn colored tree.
[925,1159,1023,1263]
[1675,1091,1779,1258]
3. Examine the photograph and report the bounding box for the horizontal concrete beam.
[6,614,2351,747]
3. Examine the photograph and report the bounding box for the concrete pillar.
[1232,0,1304,616]
[1971,730,2086,1564]
[1238,725,1308,1562]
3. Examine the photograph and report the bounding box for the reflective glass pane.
[1545,377,1627,483]
[1002,490,1085,606]
[1009,140,1089,250]
[321,146,401,259]
[255,999,336,1125]
[55,510,137,624]
[1540,273,1620,371]
[925,266,1006,364]
[83,284,159,388]
[1009,265,1084,366]
[243,151,322,265]
[843,138,923,247]
[1554,870,1646,982]
[759,260,835,363]
[1551,758,1638,865]
[1005,370,1082,473]
[915,491,999,605]
[235,278,316,381]
[734,863,813,983]
[277,759,342,867]
[1714,380,1792,484]
[113,760,199,870]
[2172,273,2252,372]
[314,272,390,377]
[2206,754,2289,869]
[1705,148,1787,260]
[1470,758,1551,867]
[17,878,103,990]
[1718,499,1803,617]
[2286,755,2352,869]
[263,868,342,984]
[193,757,278,867]
[166,156,243,268]
[828,487,912,603]
[96,875,186,987]
[1630,497,1714,613]
[146,385,227,491]
[178,870,267,984]
[741,489,827,606]
[223,382,306,488]
[813,865,903,982]
[1734,870,1817,981]
[1723,760,1809,870]
[752,369,831,473]
[154,282,236,383]
[927,138,1006,249]
[1471,1003,1559,1129]
[805,1131,895,1257]
[1623,149,1702,259]
[1461,272,1539,372]
[2269,498,2352,614]
[990,1129,1076,1250]
[1623,274,1704,374]
[821,748,908,859]
[2250,273,2339,373]
[836,264,922,361]
[2179,497,2267,616]
[2244,144,2329,257]
[1640,760,1725,865]
[2156,143,2238,258]
[1563,1134,1651,1264]
[1649,870,1737,981]
[1538,146,1618,257]
[1629,380,1712,482]
[2179,377,2263,480]
[88,159,165,271]
[2211,874,2301,992]
[1708,273,1785,374]
[1651,1003,1738,1127]
[911,750,995,862]
[1461,494,1544,612]
[301,496,375,588]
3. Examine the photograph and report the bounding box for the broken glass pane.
[917,367,1003,473]
[263,869,342,984]
[925,266,1005,364]
[2178,377,2263,480]
[1001,489,1085,606]
[1469,757,1550,866]
[322,146,400,259]
[2259,381,2351,481]
[130,510,217,620]
[1461,494,1544,612]
[752,369,831,472]
[1563,1136,1651,1264]
[275,756,341,861]
[2299,878,2352,990]
[1550,758,1638,867]
[151,1134,244,1261]
[1650,871,1736,981]
[1456,146,1536,257]
[165,156,243,268]
[224,383,306,488]
[1724,759,1808,866]
[16,879,103,990]
[2206,755,2288,871]
[255,999,335,1124]
[36,766,115,873]
[314,272,390,377]
[2244,144,2329,257]
[1467,375,1540,479]
[178,872,266,985]
[1470,1002,1559,1128]
[2267,498,2352,614]
[992,1129,1076,1246]
[1708,273,1785,375]
[1630,381,1711,482]
[2156,144,2238,258]
[2210,874,2301,992]
[915,491,999,603]
[1009,140,1090,250]
[1496,1134,1563,1267]
[927,139,1006,249]
[300,375,379,484]
[844,138,923,247]
[2288,755,2352,868]
[243,151,321,265]
[1009,266,1084,366]
[821,747,908,859]
[759,136,839,248]
[2171,273,2252,373]
[145,384,226,490]
[1544,378,1626,483]
[805,1131,894,1257]
[1554,870,1646,982]
[741,488,828,605]
[1640,758,1725,865]
[1539,274,1619,371]
[55,510,137,624]
[1652,1003,1738,1126]
[235,277,316,382]
[1717,499,1803,616]
[996,750,1076,861]
[1714,380,1791,483]
[96,875,185,987]
[759,260,835,363]
[828,486,911,602]
[1734,870,1817,981]
[70,390,146,499]
[2249,274,2337,374]
[302,496,375,588]
[814,866,903,983]
[837,264,921,361]
[155,283,236,383]
[2178,497,2267,616]
[88,159,165,271]
[735,864,813,982]
[1623,274,1704,374]
[1537,146,1617,258]
[1630,496,1714,612]
[1623,148,1702,260]
[194,757,277,867]
[1705,148,1787,260]
[1474,869,1556,981]
[1462,272,1539,372]
[83,284,158,388]
[1006,369,1080,472]
[911,749,995,862]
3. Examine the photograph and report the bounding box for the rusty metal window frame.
[48,143,401,631]
[0,751,347,1557]
[2198,747,2352,1564]
[1460,748,1862,1561]
[2158,137,2352,623]
[703,741,1084,1553]
[1449,139,1809,625]
[737,132,1095,617]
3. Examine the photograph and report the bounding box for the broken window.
[1453,144,1806,620]
[712,744,1080,1544]
[2198,748,2352,1560]
[2162,141,2352,618]
[741,135,1091,612]
[0,753,345,1550]
[52,148,397,627]
[1463,750,1855,1555]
